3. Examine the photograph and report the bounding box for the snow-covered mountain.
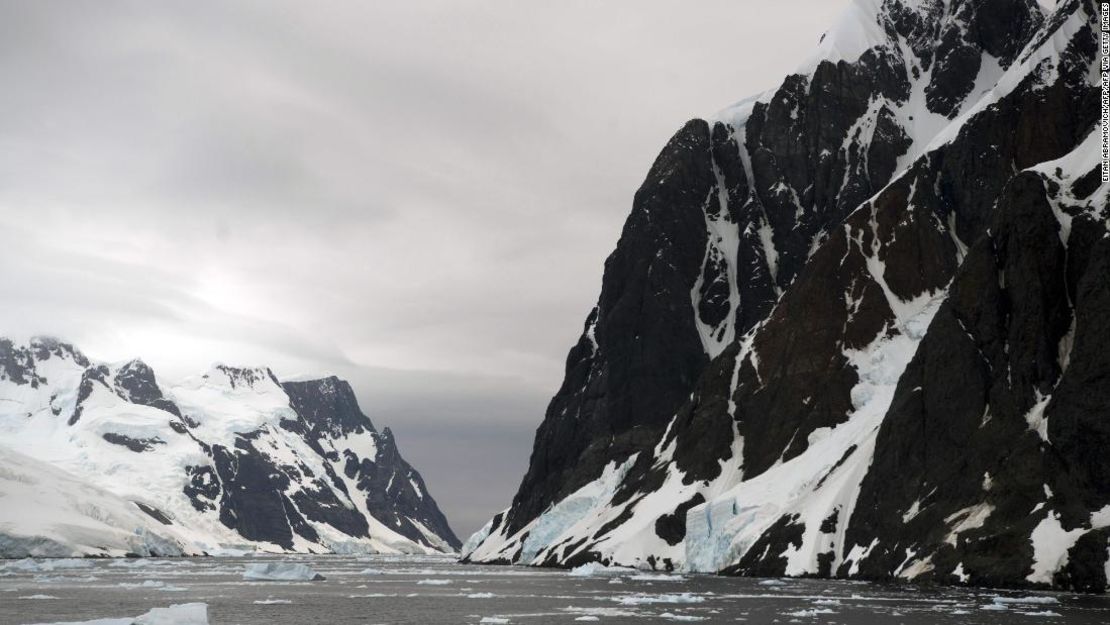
[464,0,1107,592]
[0,336,460,557]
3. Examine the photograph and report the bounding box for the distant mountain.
[0,336,460,557]
[464,0,1107,592]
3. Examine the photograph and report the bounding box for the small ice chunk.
[416,579,451,585]
[134,603,209,625]
[614,593,705,605]
[253,599,293,605]
[784,608,835,617]
[630,573,684,581]
[3,558,94,573]
[574,618,600,622]
[119,580,165,589]
[467,592,495,598]
[28,603,209,625]
[992,596,1059,605]
[242,562,324,581]
[812,599,841,605]
[479,618,509,624]
[567,562,635,577]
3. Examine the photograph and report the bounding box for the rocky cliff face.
[0,337,459,556]
[465,0,1107,591]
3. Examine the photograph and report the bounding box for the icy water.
[2,554,1109,625]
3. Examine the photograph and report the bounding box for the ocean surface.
[2,554,1109,624]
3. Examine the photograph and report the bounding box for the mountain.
[0,336,460,557]
[463,0,1107,592]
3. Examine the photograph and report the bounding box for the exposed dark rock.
[655,494,706,546]
[102,432,165,452]
[721,515,805,577]
[845,169,1106,587]
[284,376,376,436]
[504,119,717,534]
[113,359,181,417]
[283,378,460,550]
[183,465,220,512]
[69,365,111,426]
[134,502,174,526]
[1054,528,1110,593]
[29,336,90,369]
[0,339,43,387]
[208,365,280,390]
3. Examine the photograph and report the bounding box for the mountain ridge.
[464,0,1107,592]
[0,335,460,557]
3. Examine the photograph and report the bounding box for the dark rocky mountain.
[0,337,460,556]
[464,0,1107,592]
[283,377,459,551]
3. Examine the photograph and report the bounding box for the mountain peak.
[203,364,281,391]
[282,375,374,436]
[29,335,90,368]
[803,0,1045,78]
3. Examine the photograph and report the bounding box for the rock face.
[465,0,1108,592]
[0,337,460,556]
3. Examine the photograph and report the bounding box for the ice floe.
[613,593,705,605]
[242,562,324,581]
[567,562,636,577]
[27,603,208,625]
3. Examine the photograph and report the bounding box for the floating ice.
[614,593,705,605]
[242,562,324,581]
[564,607,641,618]
[2,558,94,573]
[629,573,684,582]
[784,608,836,617]
[992,596,1060,605]
[416,578,451,585]
[27,603,208,625]
[118,580,165,589]
[567,562,636,577]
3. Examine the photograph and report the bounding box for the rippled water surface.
[2,554,1109,624]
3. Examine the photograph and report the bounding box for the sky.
[0,0,858,538]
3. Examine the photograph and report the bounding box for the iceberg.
[567,562,636,577]
[242,562,325,581]
[28,603,208,625]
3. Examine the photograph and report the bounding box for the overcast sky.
[1,0,857,537]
